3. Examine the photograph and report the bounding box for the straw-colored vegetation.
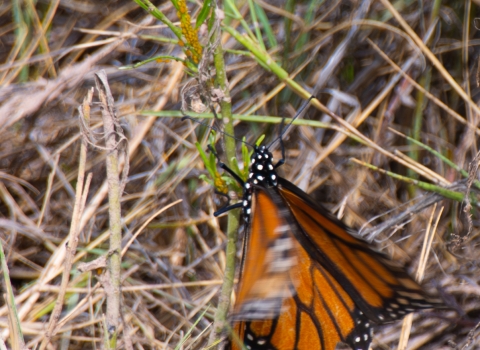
[0,0,479,349]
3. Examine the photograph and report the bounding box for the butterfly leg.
[207,145,245,186]
[213,184,243,216]
[214,201,243,216]
[215,189,231,203]
[207,145,245,216]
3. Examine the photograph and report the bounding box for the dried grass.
[0,0,479,349]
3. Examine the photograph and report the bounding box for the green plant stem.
[223,0,257,41]
[389,128,480,190]
[144,110,331,127]
[209,8,240,348]
[351,158,469,203]
[282,0,295,68]
[222,25,310,101]
[247,0,266,52]
[133,0,182,39]
[407,71,429,199]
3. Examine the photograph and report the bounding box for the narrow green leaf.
[230,156,243,179]
[247,0,266,51]
[133,0,182,39]
[170,0,179,10]
[254,3,277,48]
[255,134,266,146]
[0,239,25,346]
[352,158,469,203]
[119,55,185,70]
[241,138,250,181]
[173,304,209,350]
[195,142,215,178]
[199,174,213,186]
[196,0,212,28]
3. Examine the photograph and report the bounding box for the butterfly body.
[241,145,278,219]
[214,144,443,350]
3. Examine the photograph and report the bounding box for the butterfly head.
[242,145,277,221]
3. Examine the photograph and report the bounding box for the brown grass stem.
[397,205,443,350]
[39,89,94,349]
[380,0,480,117]
[94,70,124,349]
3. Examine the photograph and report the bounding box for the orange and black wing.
[229,178,444,350]
[230,185,374,350]
[277,177,443,324]
[231,241,373,350]
[232,187,299,321]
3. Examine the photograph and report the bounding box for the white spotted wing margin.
[344,309,373,350]
[231,185,300,321]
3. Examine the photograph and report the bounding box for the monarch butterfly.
[209,100,444,350]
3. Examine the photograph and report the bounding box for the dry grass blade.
[0,239,25,350]
[93,70,124,349]
[397,204,442,349]
[0,1,478,349]
[40,89,93,349]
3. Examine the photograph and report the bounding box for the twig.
[39,88,93,350]
[94,70,125,349]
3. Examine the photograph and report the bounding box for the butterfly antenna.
[268,96,314,166]
[211,107,221,120]
[269,96,314,148]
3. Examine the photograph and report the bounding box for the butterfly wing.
[232,187,299,320]
[277,177,443,324]
[230,185,373,350]
[228,177,443,350]
[230,243,373,350]
[210,130,446,349]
